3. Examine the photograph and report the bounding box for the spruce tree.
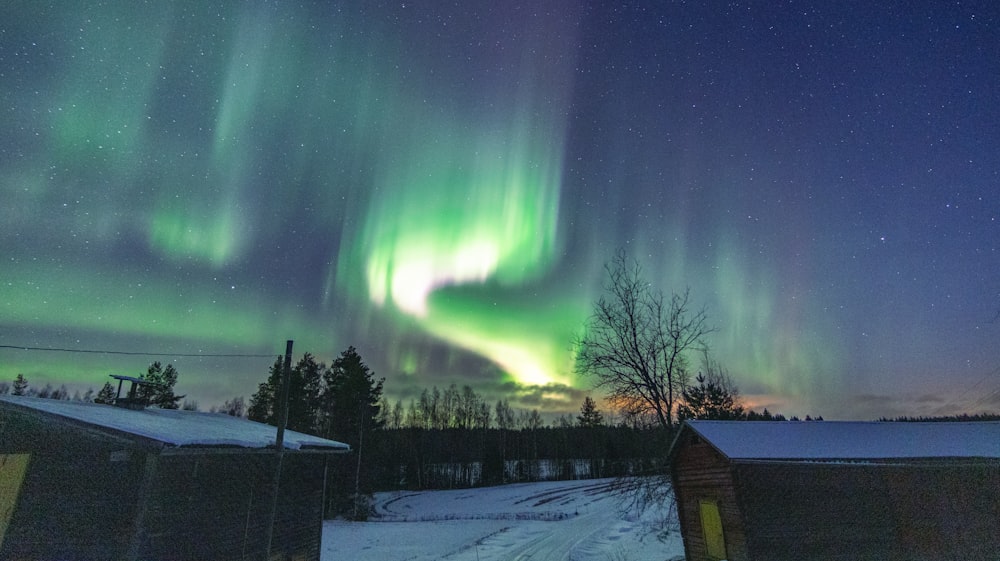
[12,374,28,396]
[248,354,322,434]
[287,354,323,434]
[577,396,604,427]
[321,347,384,519]
[321,347,384,443]
[94,382,116,404]
[677,373,745,421]
[248,357,282,424]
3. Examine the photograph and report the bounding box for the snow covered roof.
[682,420,1000,461]
[0,396,349,452]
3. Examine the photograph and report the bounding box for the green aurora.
[3,1,997,419]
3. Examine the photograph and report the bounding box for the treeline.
[360,390,671,490]
[1,373,81,400]
[358,383,829,491]
[878,413,1000,422]
[1,365,185,409]
[240,349,669,499]
[366,424,670,490]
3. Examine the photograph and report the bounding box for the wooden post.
[266,340,293,560]
[274,340,294,451]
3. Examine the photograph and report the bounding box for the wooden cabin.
[668,420,1000,561]
[0,395,349,561]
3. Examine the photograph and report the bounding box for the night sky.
[2,2,998,420]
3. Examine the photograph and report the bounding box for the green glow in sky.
[423,286,583,388]
[325,10,583,390]
[2,262,331,352]
[700,228,843,412]
[10,2,993,420]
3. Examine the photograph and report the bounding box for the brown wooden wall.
[733,461,1000,561]
[672,422,1000,561]
[1,407,147,560]
[671,432,748,561]
[0,405,329,561]
[141,452,327,561]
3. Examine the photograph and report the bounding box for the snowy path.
[321,479,685,561]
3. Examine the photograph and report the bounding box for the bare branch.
[574,249,713,432]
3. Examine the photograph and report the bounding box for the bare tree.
[574,249,713,431]
[218,396,246,417]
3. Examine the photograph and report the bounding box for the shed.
[0,395,349,561]
[668,420,1000,561]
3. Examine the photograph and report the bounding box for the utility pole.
[266,339,294,559]
[275,340,294,450]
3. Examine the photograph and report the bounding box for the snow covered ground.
[322,478,685,561]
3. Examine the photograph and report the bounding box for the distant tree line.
[358,376,829,493]
[1,364,187,409]
[364,393,671,491]
[239,349,673,503]
[879,413,1000,422]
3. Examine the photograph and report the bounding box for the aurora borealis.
[2,2,998,419]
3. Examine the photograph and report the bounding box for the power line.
[0,344,275,359]
[932,363,1000,415]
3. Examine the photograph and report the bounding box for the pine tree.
[320,347,384,442]
[94,381,116,404]
[287,354,323,434]
[157,364,182,409]
[321,346,384,519]
[12,374,28,396]
[248,357,282,424]
[577,396,605,427]
[248,354,322,434]
[139,362,161,404]
[677,373,745,421]
[140,362,183,409]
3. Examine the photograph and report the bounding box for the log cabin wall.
[0,405,148,560]
[671,431,748,561]
[141,452,327,561]
[0,399,333,561]
[733,461,1000,561]
[670,421,1000,561]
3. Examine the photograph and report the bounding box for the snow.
[322,478,685,561]
[685,420,1000,460]
[0,395,348,451]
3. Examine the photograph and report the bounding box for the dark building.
[0,395,348,561]
[669,420,1000,561]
